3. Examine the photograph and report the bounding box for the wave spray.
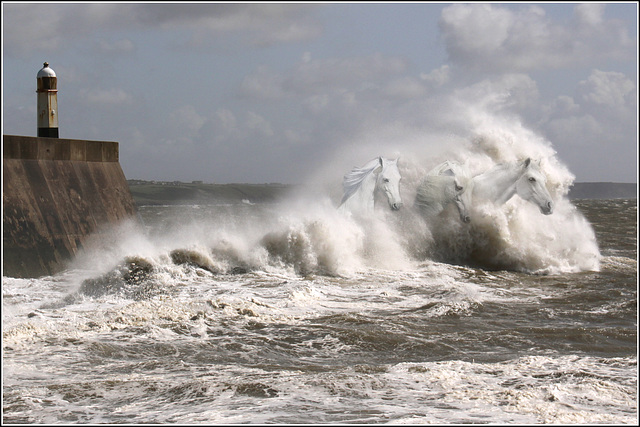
[70,88,601,290]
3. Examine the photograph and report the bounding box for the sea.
[2,103,639,425]
[2,191,637,424]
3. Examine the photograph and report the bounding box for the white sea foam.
[2,231,634,425]
[387,356,637,424]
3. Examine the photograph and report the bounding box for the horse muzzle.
[540,201,553,215]
[391,202,403,211]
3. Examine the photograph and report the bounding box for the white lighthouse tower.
[37,62,59,138]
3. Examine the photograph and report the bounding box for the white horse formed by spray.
[472,158,554,215]
[414,160,474,223]
[338,157,403,216]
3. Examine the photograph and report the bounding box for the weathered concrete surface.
[3,135,138,278]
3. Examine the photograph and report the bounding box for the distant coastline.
[127,180,293,206]
[127,180,637,206]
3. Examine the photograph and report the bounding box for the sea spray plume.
[69,186,412,282]
[445,87,600,272]
[338,157,403,216]
[426,139,601,273]
[68,218,158,283]
[259,195,413,275]
[66,203,275,290]
[457,197,600,273]
[362,95,600,272]
[303,81,600,273]
[259,198,367,276]
[66,85,600,277]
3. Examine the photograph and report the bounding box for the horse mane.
[340,157,382,205]
[476,158,532,181]
[415,175,453,204]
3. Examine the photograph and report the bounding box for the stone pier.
[3,135,138,278]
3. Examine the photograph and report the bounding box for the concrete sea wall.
[3,135,138,278]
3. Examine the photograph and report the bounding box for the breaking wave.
[68,91,601,291]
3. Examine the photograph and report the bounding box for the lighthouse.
[37,62,59,138]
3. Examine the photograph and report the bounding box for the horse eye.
[455,185,463,191]
[528,177,536,182]
[383,178,390,183]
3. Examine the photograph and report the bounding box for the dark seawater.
[2,198,637,424]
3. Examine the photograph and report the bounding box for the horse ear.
[523,158,532,168]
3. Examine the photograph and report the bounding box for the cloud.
[212,108,239,137]
[383,77,428,99]
[537,69,636,138]
[538,69,636,160]
[440,3,513,55]
[250,20,322,47]
[578,70,636,109]
[545,114,602,147]
[574,3,605,26]
[239,66,286,100]
[239,51,414,130]
[95,38,136,55]
[245,111,274,137]
[2,3,323,57]
[238,52,414,125]
[439,3,636,74]
[194,109,274,148]
[168,105,207,134]
[283,53,409,95]
[420,65,450,87]
[80,88,134,106]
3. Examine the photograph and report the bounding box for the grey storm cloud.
[3,3,322,56]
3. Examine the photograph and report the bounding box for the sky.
[2,2,638,185]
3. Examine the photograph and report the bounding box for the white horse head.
[515,158,554,215]
[414,160,473,223]
[378,157,403,211]
[339,157,403,215]
[473,158,554,215]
